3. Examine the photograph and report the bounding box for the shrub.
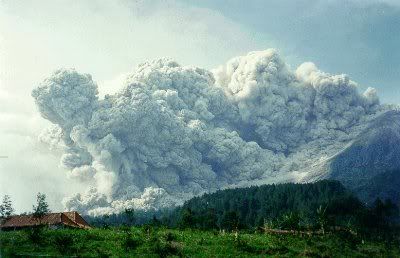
[25,226,45,245]
[152,239,181,258]
[123,234,142,251]
[278,212,301,230]
[164,232,177,242]
[337,230,361,249]
[53,232,76,254]
[233,233,266,254]
[149,231,182,257]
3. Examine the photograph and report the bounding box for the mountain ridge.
[301,110,400,203]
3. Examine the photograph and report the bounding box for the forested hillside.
[86,180,399,233]
[171,180,356,229]
[168,180,399,232]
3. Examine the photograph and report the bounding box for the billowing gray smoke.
[32,49,386,215]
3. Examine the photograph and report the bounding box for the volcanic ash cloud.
[32,49,384,215]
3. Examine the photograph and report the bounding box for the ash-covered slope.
[32,49,394,215]
[325,110,400,202]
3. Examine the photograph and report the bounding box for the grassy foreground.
[1,227,399,257]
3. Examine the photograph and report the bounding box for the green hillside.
[169,180,373,231]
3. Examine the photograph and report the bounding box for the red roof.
[0,211,91,229]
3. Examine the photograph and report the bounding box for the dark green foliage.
[150,215,162,227]
[32,193,50,220]
[84,208,175,228]
[2,180,400,257]
[233,234,267,254]
[316,205,328,233]
[53,232,76,254]
[278,212,301,230]
[83,180,400,236]
[0,195,14,218]
[124,208,136,226]
[149,229,182,258]
[335,230,361,249]
[164,231,177,242]
[2,227,399,257]
[123,233,142,251]
[172,180,366,231]
[25,226,45,245]
[372,198,399,223]
[179,208,195,229]
[220,211,239,231]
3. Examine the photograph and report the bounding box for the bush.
[164,232,177,242]
[337,230,361,249]
[149,231,182,257]
[152,240,181,258]
[25,226,45,245]
[123,233,142,251]
[53,232,76,254]
[278,212,300,230]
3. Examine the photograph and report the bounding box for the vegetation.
[25,193,51,245]
[32,192,51,220]
[1,181,400,257]
[173,180,359,229]
[0,195,14,218]
[1,226,400,257]
[85,181,400,235]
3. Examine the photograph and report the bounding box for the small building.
[0,211,91,231]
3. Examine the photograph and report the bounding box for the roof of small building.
[0,211,91,229]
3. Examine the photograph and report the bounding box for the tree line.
[171,180,399,234]
[86,180,400,239]
[3,181,399,240]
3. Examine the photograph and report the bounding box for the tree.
[371,198,400,227]
[25,193,51,246]
[179,208,195,229]
[317,205,328,234]
[220,211,239,231]
[0,195,14,218]
[33,193,51,221]
[150,215,161,227]
[203,208,218,229]
[125,208,136,226]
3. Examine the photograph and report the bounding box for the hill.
[354,170,400,205]
[84,180,399,232]
[324,110,400,203]
[169,180,366,230]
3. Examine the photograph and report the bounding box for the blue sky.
[181,0,400,103]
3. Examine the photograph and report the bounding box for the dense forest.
[86,180,399,236]
[174,180,360,229]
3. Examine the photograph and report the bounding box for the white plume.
[32,49,387,215]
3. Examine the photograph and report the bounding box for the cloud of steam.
[32,49,387,215]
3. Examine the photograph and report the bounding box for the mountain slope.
[353,170,400,205]
[319,110,400,203]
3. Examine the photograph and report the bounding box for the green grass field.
[1,227,399,257]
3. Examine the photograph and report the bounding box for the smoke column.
[32,49,386,215]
